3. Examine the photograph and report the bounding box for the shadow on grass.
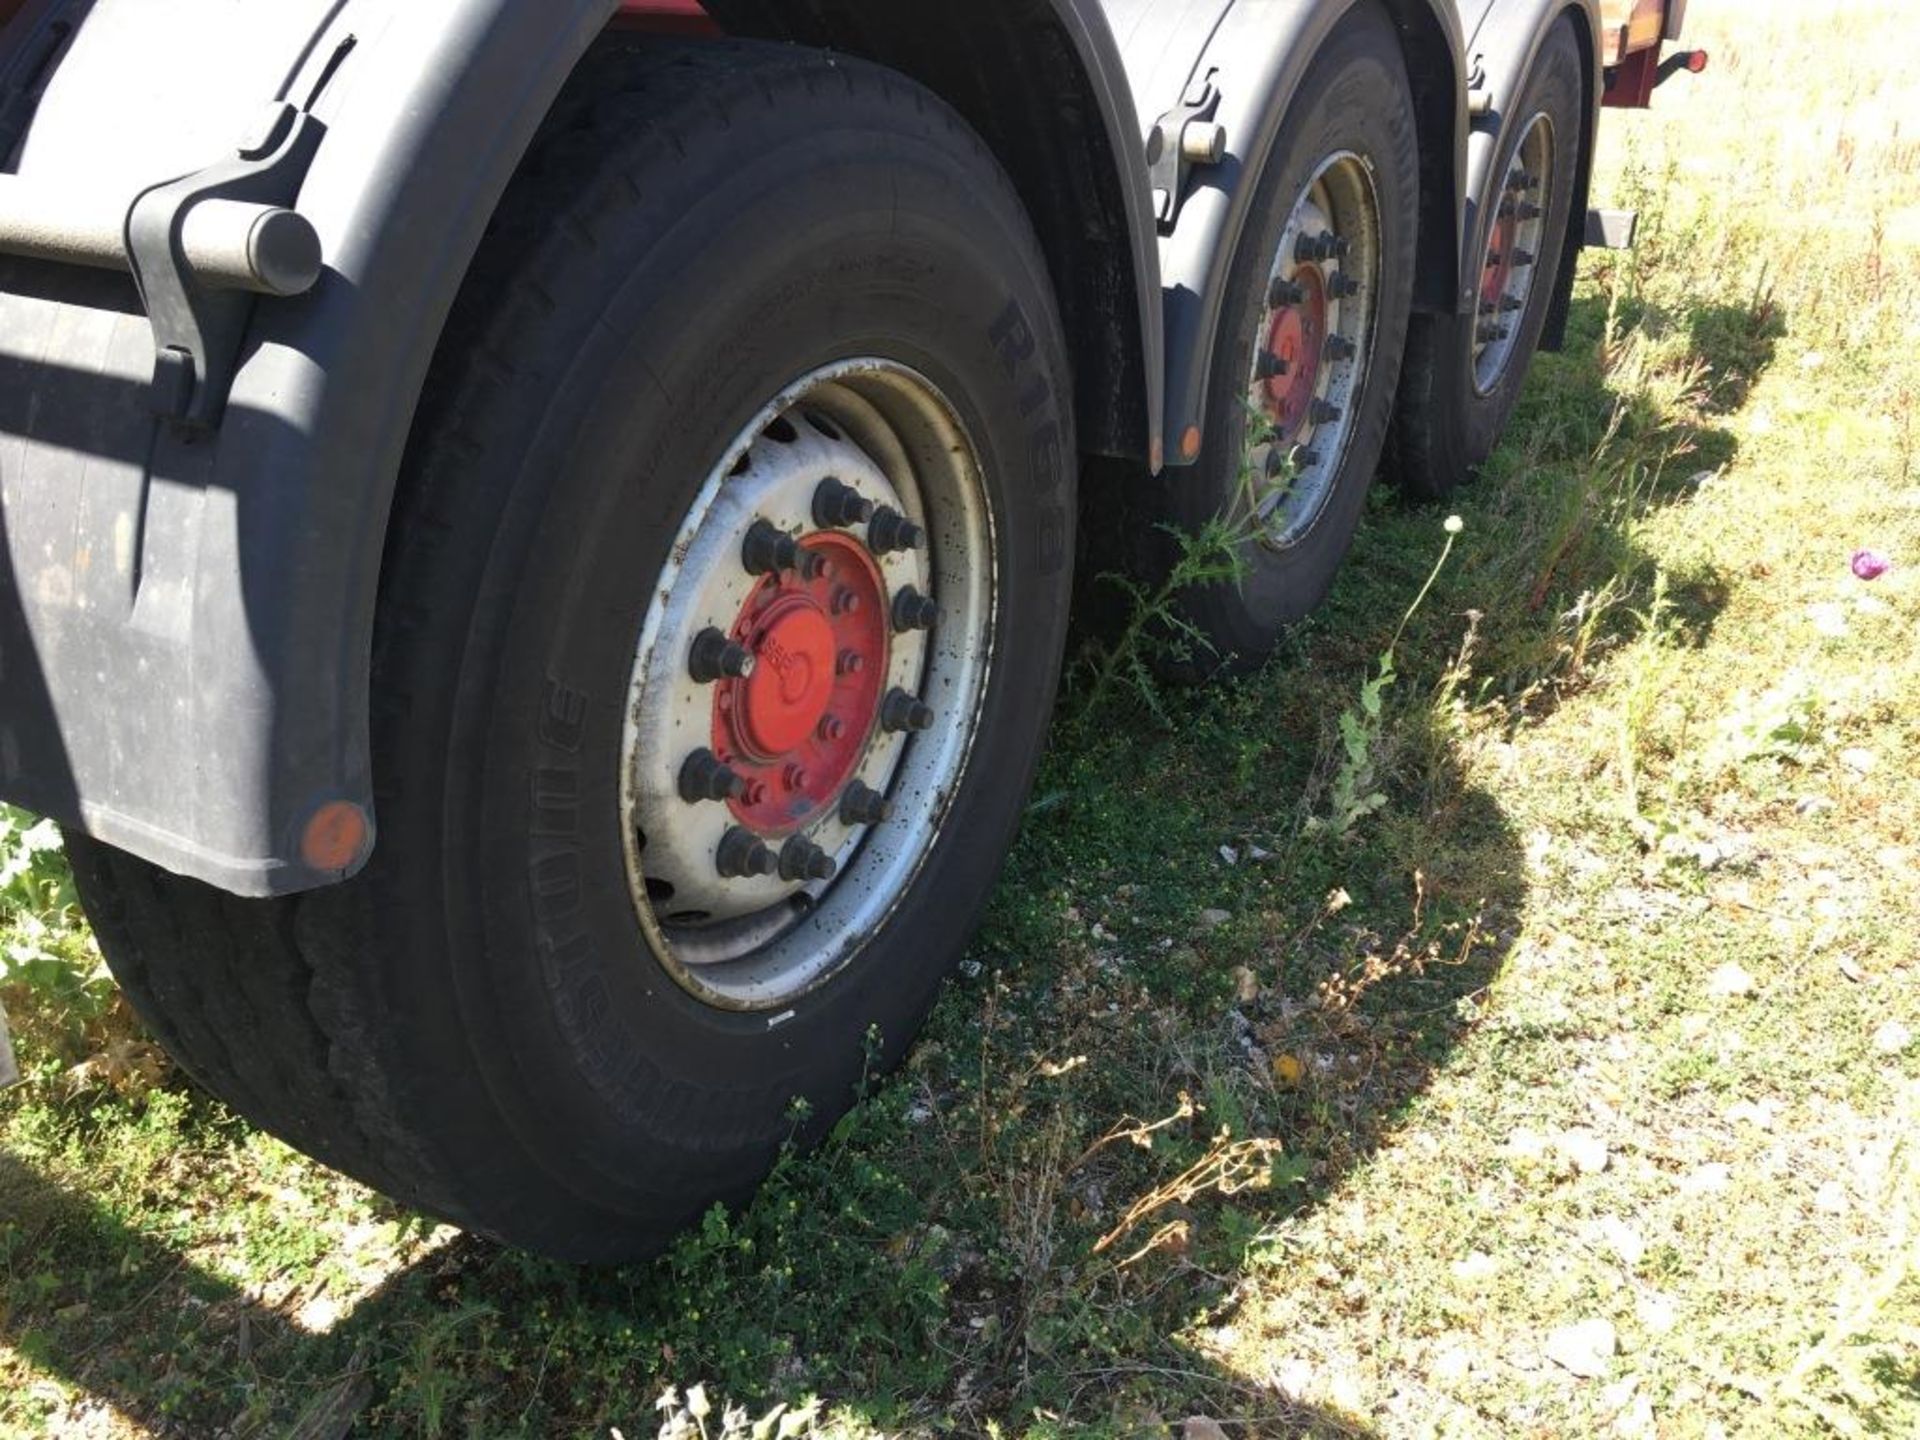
[0,279,1784,1437]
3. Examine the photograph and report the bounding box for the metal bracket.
[1146,69,1225,233]
[125,101,326,429]
[1584,207,1638,250]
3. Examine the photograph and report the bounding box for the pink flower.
[1851,549,1890,581]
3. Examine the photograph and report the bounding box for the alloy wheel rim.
[1474,111,1555,396]
[620,361,996,1012]
[1244,151,1383,549]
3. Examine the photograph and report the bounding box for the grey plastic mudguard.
[0,0,623,895]
[1140,0,1470,464]
[0,0,1171,896]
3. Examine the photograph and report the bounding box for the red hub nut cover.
[713,532,891,834]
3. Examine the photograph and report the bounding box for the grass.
[4,1,1919,1434]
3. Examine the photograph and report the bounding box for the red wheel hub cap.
[1263,264,1329,438]
[713,532,889,834]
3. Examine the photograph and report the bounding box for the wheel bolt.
[830,587,860,616]
[1511,248,1536,268]
[868,506,925,555]
[678,748,747,804]
[1255,349,1289,380]
[1325,334,1357,362]
[689,627,756,683]
[1329,273,1361,299]
[778,836,838,883]
[892,587,938,632]
[1268,276,1305,308]
[783,763,810,792]
[881,688,935,733]
[1298,447,1323,468]
[1309,399,1343,427]
[716,827,776,879]
[836,648,865,676]
[1476,322,1511,344]
[1501,295,1523,313]
[742,519,823,578]
[817,714,846,743]
[812,477,875,529]
[1517,201,1543,222]
[839,781,894,826]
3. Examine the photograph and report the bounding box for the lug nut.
[1329,273,1362,299]
[1501,295,1524,313]
[1476,322,1511,344]
[1511,248,1536,268]
[716,827,776,879]
[689,627,755,683]
[778,836,838,883]
[1297,447,1323,468]
[1309,399,1343,427]
[742,518,823,578]
[830,586,860,616]
[817,715,846,743]
[868,506,925,555]
[892,587,938,632]
[881,688,935,733]
[1267,276,1305,309]
[783,763,811,792]
[840,781,894,826]
[1325,334,1357,362]
[812,477,875,529]
[836,649,865,676]
[678,748,747,804]
[1255,349,1289,380]
[1517,201,1543,222]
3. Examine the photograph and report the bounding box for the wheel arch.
[0,0,1168,896]
[1154,0,1468,465]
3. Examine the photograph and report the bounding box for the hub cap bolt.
[1325,335,1357,362]
[892,587,938,632]
[783,763,810,792]
[716,827,776,879]
[1501,295,1524,313]
[868,506,925,555]
[830,586,860,616]
[1511,248,1536,268]
[1329,273,1361,299]
[817,714,846,742]
[689,627,756,683]
[1298,448,1323,467]
[836,648,865,676]
[1255,349,1289,380]
[1477,322,1511,344]
[678,748,747,804]
[742,518,823,578]
[812,477,875,529]
[840,781,894,826]
[1309,399,1343,427]
[1517,201,1543,222]
[1268,276,1305,308]
[881,688,936,733]
[778,836,838,883]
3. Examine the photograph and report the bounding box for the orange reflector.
[1180,425,1202,461]
[301,800,371,873]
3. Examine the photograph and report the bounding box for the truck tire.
[65,40,1077,1261]
[1112,2,1419,674]
[1393,17,1583,499]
